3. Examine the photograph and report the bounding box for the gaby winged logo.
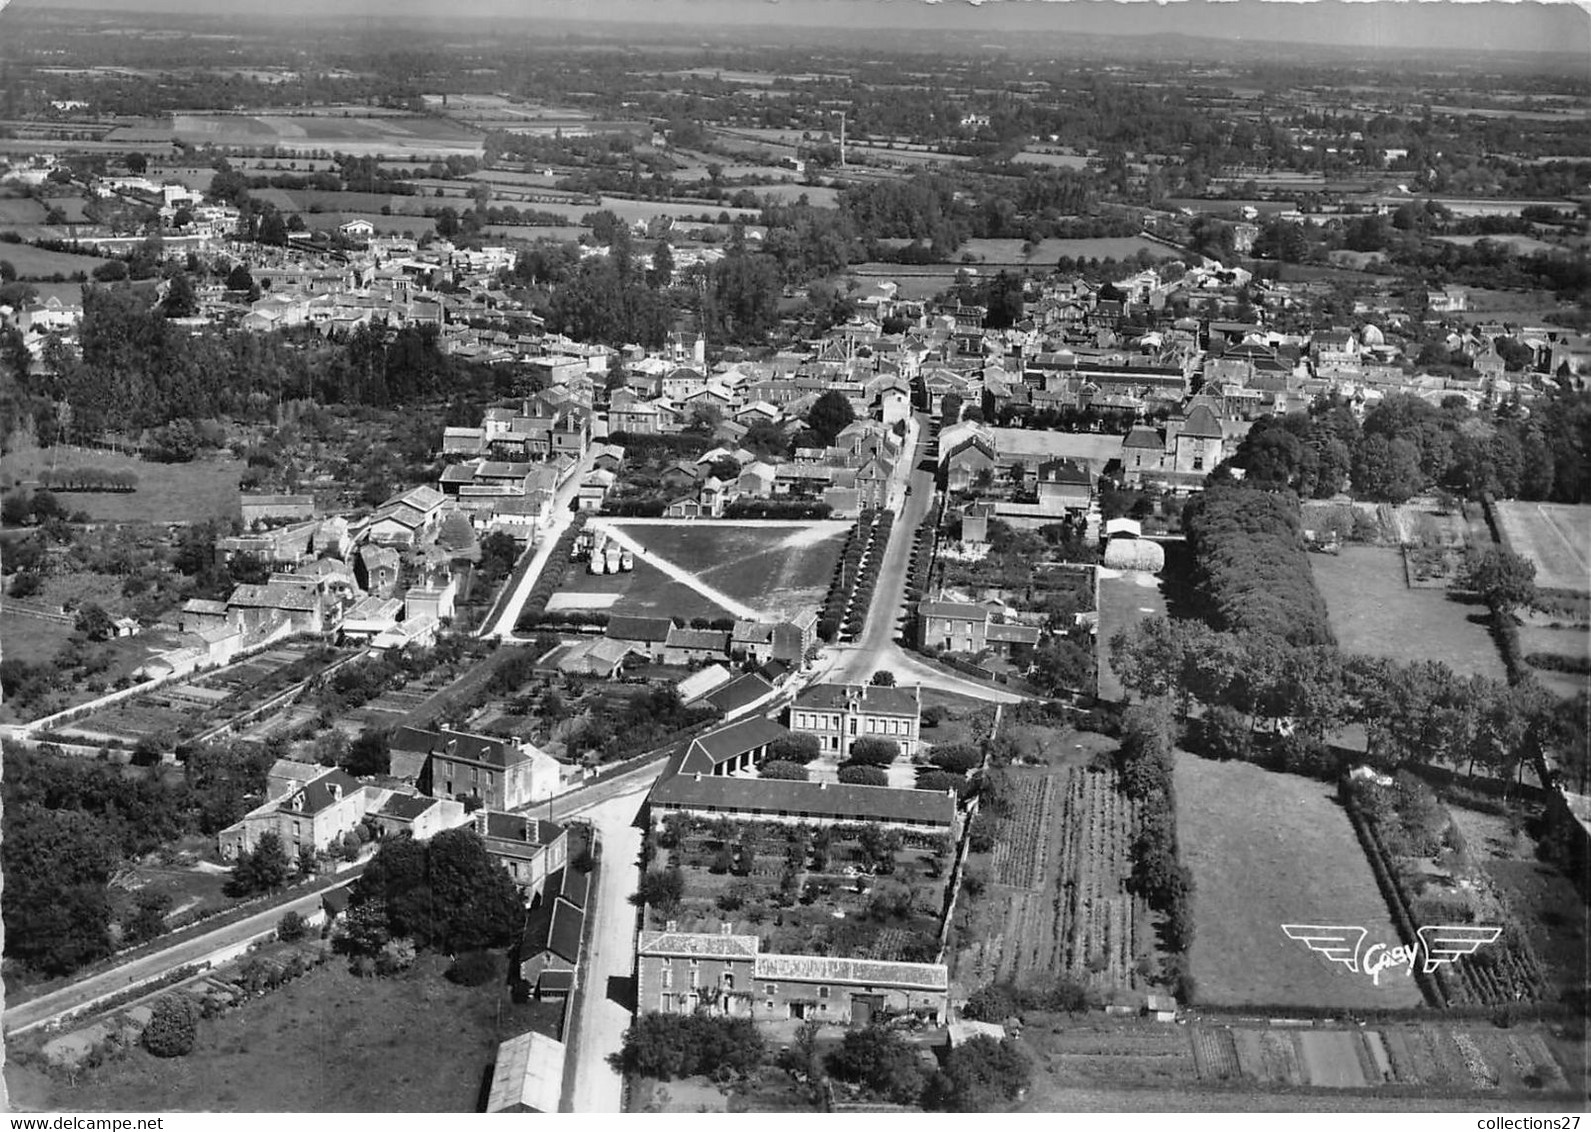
[1281,924,1502,985]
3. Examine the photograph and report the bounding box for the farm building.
[1102,518,1165,572]
[636,929,949,1025]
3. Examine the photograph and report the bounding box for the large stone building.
[787,683,922,760]
[636,929,948,1026]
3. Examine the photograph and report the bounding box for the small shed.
[485,1031,566,1113]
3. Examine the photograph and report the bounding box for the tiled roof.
[794,683,919,717]
[388,725,534,769]
[637,930,760,960]
[379,792,438,821]
[649,769,956,828]
[664,626,729,652]
[686,716,789,766]
[753,952,948,991]
[605,615,674,644]
[279,769,362,815]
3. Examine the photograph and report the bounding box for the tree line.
[1226,389,1591,505]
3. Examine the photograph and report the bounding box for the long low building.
[637,929,948,1026]
[647,761,959,835]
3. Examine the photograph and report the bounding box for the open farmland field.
[1433,234,1565,255]
[593,196,760,226]
[0,196,49,224]
[1311,547,1505,679]
[106,113,485,157]
[1013,149,1092,170]
[1493,501,1590,595]
[298,211,437,237]
[1175,754,1425,1010]
[609,520,849,621]
[1096,567,1169,702]
[0,449,243,524]
[0,609,74,663]
[959,236,1181,264]
[846,266,957,300]
[0,241,113,278]
[9,956,529,1113]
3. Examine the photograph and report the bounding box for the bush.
[142,994,198,1058]
[838,764,888,787]
[848,737,899,767]
[929,742,981,774]
[759,760,810,781]
[444,950,500,987]
[277,911,306,942]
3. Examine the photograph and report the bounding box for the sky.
[4,0,1589,56]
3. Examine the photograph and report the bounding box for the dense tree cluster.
[2,740,271,978]
[1182,485,1334,648]
[350,828,522,954]
[1228,389,1591,505]
[612,1012,765,1081]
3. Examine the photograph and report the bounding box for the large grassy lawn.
[613,521,850,620]
[1,449,243,524]
[0,609,74,663]
[0,241,113,278]
[1311,547,1505,680]
[1095,566,1168,702]
[548,555,730,623]
[1175,753,1425,1010]
[13,955,535,1113]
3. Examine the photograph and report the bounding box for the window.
[662,965,673,989]
[1193,455,1205,471]
[765,984,777,995]
[818,986,830,999]
[690,968,700,989]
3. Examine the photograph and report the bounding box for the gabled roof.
[664,626,729,652]
[752,952,948,992]
[637,930,760,960]
[700,673,775,715]
[681,716,789,772]
[649,769,956,827]
[605,615,674,644]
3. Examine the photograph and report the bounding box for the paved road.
[480,452,595,640]
[819,414,1023,704]
[4,869,362,1037]
[565,788,648,1114]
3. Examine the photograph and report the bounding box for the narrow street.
[564,787,648,1114]
[480,450,595,640]
[818,413,1024,703]
[4,869,361,1037]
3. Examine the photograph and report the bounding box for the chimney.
[665,920,679,932]
[719,922,733,936]
[818,781,827,790]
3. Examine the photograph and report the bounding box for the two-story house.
[391,726,560,810]
[788,683,922,760]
